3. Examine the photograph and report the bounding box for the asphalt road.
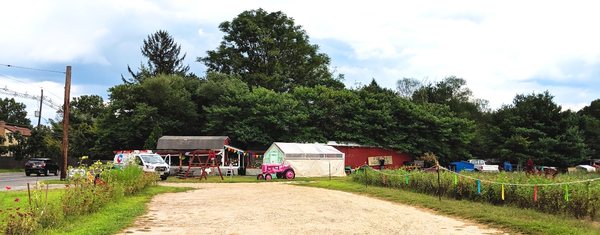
[0,172,60,191]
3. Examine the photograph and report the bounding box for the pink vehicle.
[257,163,295,180]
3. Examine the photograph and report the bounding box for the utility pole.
[37,88,43,128]
[60,66,71,180]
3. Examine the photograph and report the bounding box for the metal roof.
[156,136,229,150]
[326,141,366,147]
[274,142,343,155]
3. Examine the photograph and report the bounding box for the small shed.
[327,141,412,169]
[263,142,345,177]
[449,161,475,172]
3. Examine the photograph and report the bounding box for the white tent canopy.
[275,142,343,159]
[264,142,346,177]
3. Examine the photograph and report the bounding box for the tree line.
[1,9,599,167]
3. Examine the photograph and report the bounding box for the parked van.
[114,150,170,180]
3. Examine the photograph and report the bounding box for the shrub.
[1,158,161,234]
[353,168,600,219]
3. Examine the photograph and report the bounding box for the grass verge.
[0,168,23,173]
[0,189,63,222]
[37,185,193,235]
[299,178,600,235]
[41,179,66,185]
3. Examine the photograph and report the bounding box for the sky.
[1,0,600,125]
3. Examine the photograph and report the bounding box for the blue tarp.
[503,161,513,171]
[449,161,474,172]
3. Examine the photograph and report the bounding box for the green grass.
[41,179,67,185]
[0,189,63,222]
[38,185,193,235]
[0,168,23,173]
[297,178,600,235]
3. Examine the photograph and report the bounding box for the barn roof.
[274,142,343,155]
[156,136,229,150]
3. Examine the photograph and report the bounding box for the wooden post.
[60,66,71,180]
[37,88,43,128]
[437,164,441,201]
[365,167,368,188]
[329,160,331,180]
[27,183,32,207]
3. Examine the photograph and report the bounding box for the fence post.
[365,167,368,188]
[329,160,331,180]
[437,165,441,201]
[27,183,32,206]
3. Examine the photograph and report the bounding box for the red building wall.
[333,146,412,169]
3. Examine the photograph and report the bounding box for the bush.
[1,159,160,234]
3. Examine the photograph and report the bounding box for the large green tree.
[201,74,308,148]
[200,8,344,92]
[28,125,60,160]
[291,85,362,143]
[97,75,200,154]
[579,99,600,118]
[125,30,190,83]
[407,76,490,159]
[489,92,588,167]
[411,76,488,120]
[579,99,600,159]
[70,95,105,159]
[0,98,31,127]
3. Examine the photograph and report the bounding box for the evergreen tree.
[124,30,190,83]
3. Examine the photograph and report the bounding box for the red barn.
[327,142,412,169]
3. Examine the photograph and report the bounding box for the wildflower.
[14,198,20,202]
[5,186,11,190]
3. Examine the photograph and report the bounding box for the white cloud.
[1,0,599,110]
[0,75,103,125]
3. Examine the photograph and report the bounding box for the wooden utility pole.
[60,66,71,180]
[37,88,43,128]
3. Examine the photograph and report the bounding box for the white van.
[114,150,170,180]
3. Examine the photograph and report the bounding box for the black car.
[25,158,59,176]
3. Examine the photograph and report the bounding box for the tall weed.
[353,168,600,219]
[1,159,160,234]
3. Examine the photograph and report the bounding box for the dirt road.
[120,183,504,235]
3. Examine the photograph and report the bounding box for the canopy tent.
[263,142,345,177]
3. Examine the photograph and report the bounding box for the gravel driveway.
[120,183,504,235]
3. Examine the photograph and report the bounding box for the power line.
[0,75,63,101]
[44,90,63,101]
[0,63,65,74]
[0,73,30,85]
[0,87,62,110]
